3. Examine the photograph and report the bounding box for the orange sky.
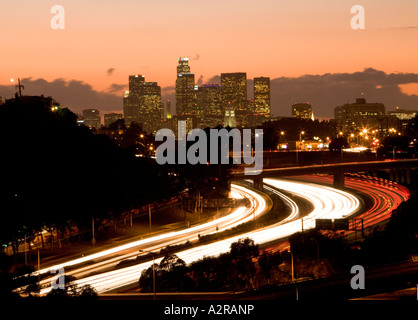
[1,0,418,94]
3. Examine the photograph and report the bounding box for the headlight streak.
[37,184,267,294]
[41,178,361,294]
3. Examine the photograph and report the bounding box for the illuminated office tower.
[166,100,172,120]
[221,72,247,127]
[292,102,314,120]
[138,81,163,134]
[176,57,196,116]
[224,104,237,128]
[334,98,385,132]
[254,77,270,117]
[196,84,223,128]
[123,74,145,127]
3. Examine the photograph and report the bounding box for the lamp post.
[296,131,304,164]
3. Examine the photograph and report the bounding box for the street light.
[296,131,304,164]
[139,249,157,300]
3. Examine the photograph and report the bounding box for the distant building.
[387,108,418,132]
[196,84,223,128]
[104,113,123,127]
[166,100,172,120]
[82,109,101,128]
[224,104,237,128]
[387,108,418,120]
[123,75,145,127]
[221,72,247,127]
[292,103,314,120]
[254,77,270,117]
[176,57,196,116]
[123,74,163,134]
[334,98,385,132]
[138,82,163,134]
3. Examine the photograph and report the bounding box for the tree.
[230,238,259,290]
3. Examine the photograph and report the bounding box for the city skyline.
[1,1,418,118]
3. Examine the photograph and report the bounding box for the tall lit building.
[104,113,123,127]
[82,109,101,128]
[224,104,237,128]
[221,72,247,127]
[292,103,314,120]
[123,74,163,133]
[138,82,163,134]
[123,74,145,127]
[166,100,172,120]
[175,57,196,116]
[254,77,270,117]
[196,84,223,128]
[334,98,385,132]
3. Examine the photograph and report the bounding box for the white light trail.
[41,178,361,294]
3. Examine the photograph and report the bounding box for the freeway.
[38,178,361,294]
[35,174,409,295]
[37,184,270,293]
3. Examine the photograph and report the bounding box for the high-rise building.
[123,74,145,127]
[104,113,123,127]
[138,82,163,134]
[166,100,172,120]
[123,74,163,133]
[334,98,385,132]
[221,72,247,127]
[176,57,196,116]
[254,77,270,117]
[196,84,223,128]
[82,109,101,128]
[224,104,237,128]
[292,103,314,120]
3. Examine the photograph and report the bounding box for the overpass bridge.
[231,159,418,190]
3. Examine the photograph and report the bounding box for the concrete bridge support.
[333,168,345,188]
[253,177,264,191]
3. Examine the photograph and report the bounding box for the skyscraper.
[254,77,270,117]
[221,73,247,127]
[224,104,237,128]
[166,100,172,120]
[138,82,163,134]
[123,74,145,127]
[175,57,196,116]
[123,74,163,133]
[196,84,223,128]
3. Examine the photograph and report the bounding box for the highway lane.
[37,178,361,294]
[37,183,270,293]
[263,174,410,252]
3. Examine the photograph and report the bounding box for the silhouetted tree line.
[259,118,336,150]
[0,96,178,254]
[138,238,261,292]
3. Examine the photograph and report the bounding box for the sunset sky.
[1,0,418,116]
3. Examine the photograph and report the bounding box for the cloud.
[196,75,204,86]
[2,68,418,119]
[107,83,127,94]
[0,77,123,114]
[107,68,115,76]
[268,68,418,118]
[189,53,200,61]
